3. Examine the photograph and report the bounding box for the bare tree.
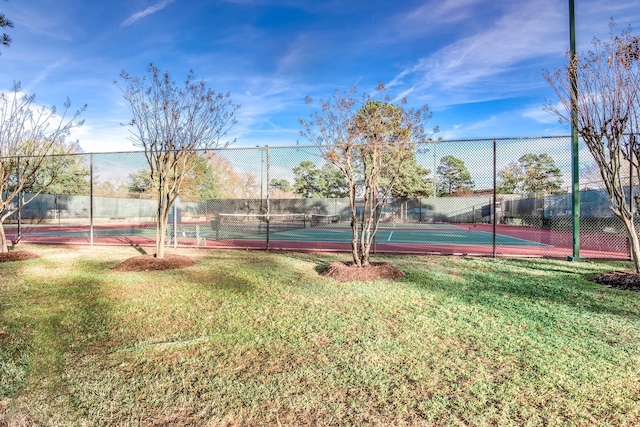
[580,154,634,190]
[115,64,239,258]
[0,82,86,252]
[300,84,437,267]
[545,22,640,271]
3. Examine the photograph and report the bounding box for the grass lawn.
[1,245,639,426]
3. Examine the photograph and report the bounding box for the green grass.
[1,245,639,426]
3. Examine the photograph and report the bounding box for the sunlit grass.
[1,245,640,425]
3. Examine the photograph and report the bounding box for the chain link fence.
[1,136,635,259]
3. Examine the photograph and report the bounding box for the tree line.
[275,152,564,200]
[9,144,566,202]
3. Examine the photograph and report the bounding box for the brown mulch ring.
[114,254,196,272]
[590,271,640,292]
[320,261,405,282]
[0,250,40,263]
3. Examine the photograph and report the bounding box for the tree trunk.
[351,226,361,267]
[0,223,8,253]
[358,182,379,268]
[359,199,371,268]
[620,216,640,273]
[155,192,170,259]
[359,226,370,267]
[360,226,371,267]
[349,190,361,268]
[156,215,165,259]
[156,217,166,259]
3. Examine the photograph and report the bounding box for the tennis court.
[7,220,534,243]
[5,218,543,250]
[5,211,631,260]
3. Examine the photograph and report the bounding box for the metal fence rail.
[1,136,636,260]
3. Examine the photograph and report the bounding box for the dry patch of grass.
[114,253,196,271]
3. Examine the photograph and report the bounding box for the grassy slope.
[1,245,639,426]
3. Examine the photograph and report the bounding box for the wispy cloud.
[438,115,500,140]
[25,59,68,92]
[401,0,484,29]
[522,102,558,125]
[121,0,176,27]
[220,0,266,4]
[226,75,303,145]
[388,0,565,105]
[276,32,321,75]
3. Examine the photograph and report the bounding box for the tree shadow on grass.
[1,265,123,424]
[404,258,640,320]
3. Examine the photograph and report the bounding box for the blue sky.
[2,0,640,153]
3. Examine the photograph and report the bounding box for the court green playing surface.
[251,226,546,246]
[22,223,545,247]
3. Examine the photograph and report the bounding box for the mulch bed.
[590,271,640,292]
[320,261,405,282]
[0,250,40,263]
[114,254,196,272]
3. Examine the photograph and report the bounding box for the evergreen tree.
[321,163,349,198]
[389,154,433,198]
[293,161,325,198]
[1,1,13,52]
[269,178,292,193]
[498,153,564,198]
[292,161,349,198]
[436,155,474,196]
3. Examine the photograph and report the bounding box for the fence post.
[173,198,177,249]
[266,146,270,251]
[373,198,378,255]
[90,153,94,246]
[259,146,264,212]
[16,156,22,243]
[493,139,497,258]
[630,134,636,261]
[432,141,438,199]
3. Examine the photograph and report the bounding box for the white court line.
[388,224,396,241]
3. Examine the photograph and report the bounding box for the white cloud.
[121,0,176,27]
[70,120,134,153]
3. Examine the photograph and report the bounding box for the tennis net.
[309,213,341,227]
[214,213,307,238]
